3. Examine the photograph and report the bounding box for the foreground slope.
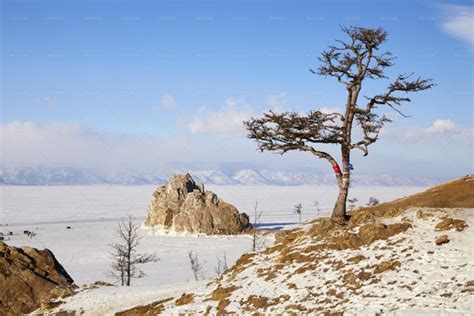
[0,242,76,315]
[48,175,474,315]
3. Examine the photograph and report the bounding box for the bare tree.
[109,215,158,286]
[313,201,322,217]
[348,197,359,211]
[244,26,434,221]
[214,251,228,277]
[367,196,380,206]
[188,250,205,281]
[251,201,263,252]
[294,203,303,225]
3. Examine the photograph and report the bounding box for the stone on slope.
[145,173,251,234]
[0,241,76,315]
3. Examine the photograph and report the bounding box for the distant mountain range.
[0,167,443,187]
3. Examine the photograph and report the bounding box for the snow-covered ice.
[0,184,427,224]
[0,185,426,287]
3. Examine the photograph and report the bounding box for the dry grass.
[347,255,366,264]
[286,303,308,312]
[209,285,240,316]
[326,222,411,251]
[242,294,290,311]
[350,175,474,225]
[115,297,173,316]
[373,260,401,273]
[175,293,194,306]
[210,285,239,301]
[224,253,255,278]
[256,267,278,281]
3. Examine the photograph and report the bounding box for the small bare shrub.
[214,251,228,277]
[188,250,205,281]
[294,203,302,225]
[367,197,380,206]
[251,201,263,252]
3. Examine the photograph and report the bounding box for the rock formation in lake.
[145,173,251,234]
[0,241,76,315]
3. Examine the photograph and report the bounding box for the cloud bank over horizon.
[1,118,472,178]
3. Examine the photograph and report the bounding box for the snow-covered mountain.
[232,169,267,185]
[190,170,235,185]
[0,167,165,186]
[0,167,442,187]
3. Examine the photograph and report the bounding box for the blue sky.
[1,0,473,178]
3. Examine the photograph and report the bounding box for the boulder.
[435,235,450,246]
[434,217,468,232]
[145,174,251,234]
[0,241,76,315]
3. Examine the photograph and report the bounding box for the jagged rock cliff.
[0,241,76,315]
[145,173,251,234]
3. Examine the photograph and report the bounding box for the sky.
[1,0,473,178]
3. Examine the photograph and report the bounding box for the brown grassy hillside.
[349,174,473,224]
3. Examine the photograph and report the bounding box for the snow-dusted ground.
[0,185,425,287]
[4,220,261,286]
[46,207,474,315]
[204,207,474,315]
[34,281,211,315]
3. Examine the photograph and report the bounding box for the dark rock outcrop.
[145,174,251,234]
[0,241,76,315]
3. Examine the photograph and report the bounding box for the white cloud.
[266,92,288,110]
[441,4,474,50]
[188,97,254,135]
[1,120,472,178]
[42,96,58,107]
[0,120,278,172]
[266,93,340,115]
[318,107,341,114]
[397,119,473,143]
[160,94,176,108]
[0,121,229,174]
[0,121,156,171]
[425,119,457,134]
[196,105,207,113]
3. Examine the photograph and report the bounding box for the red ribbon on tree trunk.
[332,164,342,176]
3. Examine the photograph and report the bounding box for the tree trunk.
[332,179,349,220]
[126,245,131,286]
[332,148,351,220]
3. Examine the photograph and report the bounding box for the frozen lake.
[0,185,426,286]
[0,184,426,225]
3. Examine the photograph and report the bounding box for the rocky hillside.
[0,242,76,315]
[46,175,474,315]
